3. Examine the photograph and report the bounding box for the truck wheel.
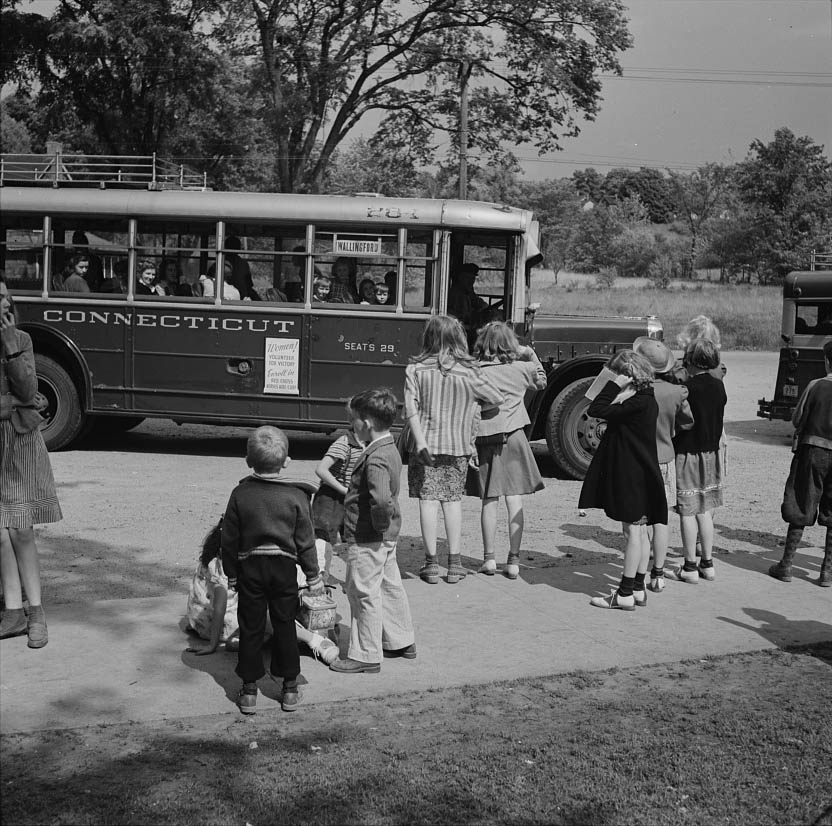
[545,377,606,481]
[35,355,85,451]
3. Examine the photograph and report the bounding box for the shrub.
[647,254,674,289]
[594,267,617,290]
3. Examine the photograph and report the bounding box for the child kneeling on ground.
[221,426,325,713]
[330,388,416,673]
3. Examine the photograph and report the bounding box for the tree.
[0,105,33,152]
[325,136,422,195]
[667,163,733,279]
[16,0,229,160]
[603,167,674,223]
[0,0,51,89]
[219,0,633,192]
[733,128,832,281]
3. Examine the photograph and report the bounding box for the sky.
[13,0,832,181]
[517,0,832,178]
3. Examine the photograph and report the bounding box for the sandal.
[446,564,468,584]
[419,560,440,584]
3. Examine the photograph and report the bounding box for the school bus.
[0,155,662,479]
[758,270,832,421]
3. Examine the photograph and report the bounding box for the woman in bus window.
[53,253,92,293]
[135,260,165,296]
[201,260,242,300]
[330,257,357,304]
[159,258,190,297]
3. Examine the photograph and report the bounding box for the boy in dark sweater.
[330,388,416,673]
[222,426,324,713]
[770,339,832,587]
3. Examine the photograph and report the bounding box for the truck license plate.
[782,384,798,398]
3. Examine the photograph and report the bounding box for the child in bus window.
[312,273,332,302]
[330,257,357,304]
[358,278,377,305]
[374,282,392,306]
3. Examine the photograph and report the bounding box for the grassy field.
[2,645,830,826]
[530,273,782,351]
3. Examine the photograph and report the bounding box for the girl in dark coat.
[579,350,667,610]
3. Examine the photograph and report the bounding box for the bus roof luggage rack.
[0,151,209,191]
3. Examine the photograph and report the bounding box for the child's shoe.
[446,564,467,584]
[0,608,27,639]
[26,605,48,649]
[768,562,792,582]
[478,559,497,576]
[590,590,635,611]
[669,565,699,584]
[281,680,301,712]
[697,563,715,582]
[633,589,648,607]
[419,559,440,584]
[504,554,520,580]
[647,575,665,593]
[236,682,257,715]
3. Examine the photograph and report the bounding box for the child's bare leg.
[314,538,333,581]
[419,500,439,557]
[590,522,643,609]
[695,511,714,560]
[506,495,524,557]
[441,500,462,556]
[479,497,499,573]
[7,527,42,606]
[650,523,668,570]
[0,527,24,609]
[680,515,699,563]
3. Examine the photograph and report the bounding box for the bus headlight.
[647,316,663,340]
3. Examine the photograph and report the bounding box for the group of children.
[181,312,829,712]
[579,316,728,610]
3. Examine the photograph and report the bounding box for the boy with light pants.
[330,388,416,673]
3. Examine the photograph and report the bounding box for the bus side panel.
[130,306,308,420]
[19,301,130,411]
[307,315,425,419]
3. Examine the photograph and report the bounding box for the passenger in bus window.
[71,231,103,291]
[201,260,242,300]
[815,305,832,335]
[330,257,357,304]
[374,282,392,306]
[135,260,166,296]
[383,270,397,300]
[312,273,332,302]
[159,258,190,297]
[225,236,260,300]
[357,278,378,305]
[53,253,91,293]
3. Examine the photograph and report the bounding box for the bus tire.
[545,376,605,481]
[34,355,85,451]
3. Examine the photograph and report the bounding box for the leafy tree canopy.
[219,0,633,191]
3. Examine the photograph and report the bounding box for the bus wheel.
[35,355,85,451]
[545,377,606,481]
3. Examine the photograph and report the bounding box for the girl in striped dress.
[472,322,547,579]
[0,275,62,648]
[404,315,503,584]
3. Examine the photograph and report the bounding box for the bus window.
[313,229,398,306]
[50,219,130,297]
[135,219,215,298]
[221,226,307,304]
[1,218,43,292]
[403,229,435,312]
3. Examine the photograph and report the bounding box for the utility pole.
[458,59,469,200]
